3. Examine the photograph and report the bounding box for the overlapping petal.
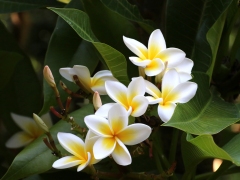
[130,96,148,117]
[77,152,91,172]
[129,57,151,67]
[84,115,113,137]
[123,36,148,59]
[127,77,145,102]
[145,80,161,99]
[145,58,165,76]
[112,139,131,166]
[95,103,115,118]
[162,69,180,98]
[108,104,128,134]
[52,156,83,169]
[57,132,86,160]
[158,102,176,122]
[59,68,74,82]
[105,81,128,109]
[93,137,116,159]
[117,124,151,145]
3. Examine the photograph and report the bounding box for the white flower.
[155,58,193,83]
[146,69,197,122]
[95,77,148,117]
[6,113,52,148]
[84,104,151,166]
[59,65,118,95]
[123,29,186,76]
[52,132,100,171]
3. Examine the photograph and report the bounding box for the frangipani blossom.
[95,77,148,117]
[6,113,52,148]
[52,132,100,172]
[84,104,151,166]
[59,65,117,95]
[155,58,193,83]
[146,69,197,122]
[123,29,186,76]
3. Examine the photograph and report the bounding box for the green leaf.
[0,22,42,133]
[100,0,156,33]
[0,51,22,89]
[1,104,94,180]
[166,0,234,73]
[81,0,139,78]
[48,7,130,85]
[40,0,101,115]
[0,0,62,13]
[182,133,240,173]
[163,72,240,135]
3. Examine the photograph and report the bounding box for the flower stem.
[168,128,179,164]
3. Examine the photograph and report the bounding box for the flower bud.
[43,66,56,88]
[93,91,102,110]
[33,113,49,132]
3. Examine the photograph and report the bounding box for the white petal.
[129,57,151,67]
[52,156,82,169]
[145,58,165,76]
[5,131,33,148]
[57,132,86,159]
[84,115,112,137]
[157,48,185,67]
[146,96,162,104]
[148,29,166,59]
[93,70,113,79]
[127,77,145,103]
[59,68,74,82]
[108,104,128,134]
[130,95,149,117]
[117,124,151,145]
[178,72,193,82]
[77,152,91,171]
[174,58,193,74]
[161,69,180,98]
[85,132,101,164]
[105,81,128,109]
[167,82,198,103]
[11,113,39,136]
[73,65,91,91]
[95,103,115,118]
[112,139,131,166]
[123,36,148,59]
[91,76,117,95]
[145,80,161,99]
[158,102,176,122]
[93,137,116,159]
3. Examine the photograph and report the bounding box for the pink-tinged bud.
[93,91,102,110]
[43,66,56,88]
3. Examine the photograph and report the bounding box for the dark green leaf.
[40,0,99,115]
[1,104,94,180]
[100,0,156,33]
[163,72,240,135]
[166,0,234,73]
[48,7,130,85]
[0,0,62,13]
[0,22,42,133]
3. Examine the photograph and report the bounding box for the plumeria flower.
[146,69,197,122]
[84,104,151,166]
[52,132,100,171]
[60,65,118,95]
[95,76,148,117]
[6,113,52,148]
[123,29,187,76]
[155,58,193,83]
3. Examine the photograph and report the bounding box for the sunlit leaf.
[163,72,240,135]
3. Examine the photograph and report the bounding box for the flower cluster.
[52,29,197,171]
